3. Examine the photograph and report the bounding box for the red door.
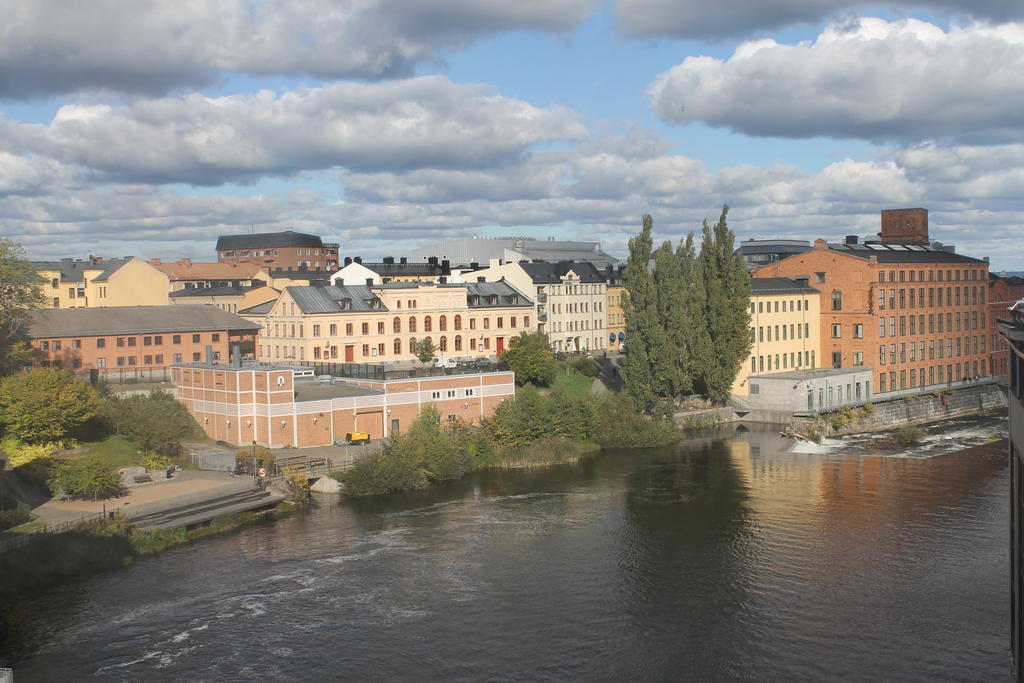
[496,337,504,354]
[344,345,354,362]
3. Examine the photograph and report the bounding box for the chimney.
[470,261,479,269]
[427,256,438,265]
[477,276,486,283]
[880,208,929,245]
[231,342,241,368]
[344,256,352,266]
[488,258,501,268]
[353,256,362,264]
[441,259,450,272]
[813,239,828,250]
[400,257,407,264]
[180,258,191,267]
[149,258,161,266]
[844,235,858,245]
[383,256,394,264]
[366,278,374,286]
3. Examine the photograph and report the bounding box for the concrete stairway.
[128,486,284,530]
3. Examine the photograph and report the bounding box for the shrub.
[335,450,428,496]
[142,451,173,470]
[862,402,874,414]
[0,508,30,531]
[571,357,601,377]
[499,331,557,386]
[102,390,199,457]
[893,425,925,446]
[0,368,99,444]
[492,438,599,468]
[591,393,680,449]
[806,425,823,444]
[47,459,121,500]
[0,434,71,467]
[282,468,311,503]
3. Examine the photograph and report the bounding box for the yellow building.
[34,256,170,308]
[606,283,626,351]
[244,280,534,364]
[732,277,822,396]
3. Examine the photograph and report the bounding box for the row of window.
[751,350,816,373]
[878,336,986,365]
[37,333,218,352]
[549,319,602,333]
[876,285,985,310]
[41,352,201,370]
[539,284,604,296]
[803,382,869,409]
[429,388,475,400]
[221,249,278,257]
[751,298,810,314]
[272,315,530,339]
[876,311,986,338]
[548,301,602,314]
[878,268,984,283]
[272,334,497,360]
[878,361,987,392]
[752,322,812,343]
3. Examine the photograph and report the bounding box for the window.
[378,322,385,334]
[831,290,842,310]
[173,353,182,363]
[454,315,462,331]
[362,323,369,335]
[431,390,441,400]
[831,324,841,338]
[192,352,201,361]
[879,318,886,338]
[832,351,841,369]
[144,336,152,346]
[212,333,220,342]
[853,351,863,366]
[409,317,417,333]
[346,323,353,336]
[815,272,825,283]
[127,356,137,366]
[877,289,885,310]
[879,346,886,365]
[40,340,49,351]
[117,356,125,367]
[192,334,201,343]
[172,334,181,344]
[97,357,106,368]
[126,337,136,347]
[465,388,475,397]
[96,338,106,348]
[144,355,153,365]
[313,324,321,337]
[853,324,863,339]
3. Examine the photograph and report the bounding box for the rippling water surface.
[5,420,1011,681]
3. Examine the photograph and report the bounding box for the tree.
[0,238,45,376]
[102,390,199,457]
[416,337,437,365]
[0,367,99,444]
[499,331,556,386]
[696,205,752,403]
[652,239,689,399]
[47,459,121,500]
[678,233,711,395]
[622,215,659,412]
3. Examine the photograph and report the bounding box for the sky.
[1,0,1023,270]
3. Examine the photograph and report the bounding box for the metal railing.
[0,510,110,554]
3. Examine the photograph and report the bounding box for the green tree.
[652,239,688,399]
[678,233,711,395]
[0,367,99,443]
[102,390,199,457]
[416,337,437,365]
[499,331,556,386]
[622,215,659,412]
[47,459,121,500]
[0,238,45,376]
[696,206,752,403]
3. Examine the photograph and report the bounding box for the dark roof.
[829,243,986,264]
[238,299,276,316]
[32,257,131,284]
[519,260,605,284]
[25,305,260,338]
[750,278,820,295]
[363,262,450,277]
[264,269,336,281]
[169,284,262,298]
[461,281,533,308]
[284,281,533,315]
[737,242,811,256]
[216,230,325,251]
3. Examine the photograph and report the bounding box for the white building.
[408,237,621,268]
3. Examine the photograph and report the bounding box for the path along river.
[3,417,1012,681]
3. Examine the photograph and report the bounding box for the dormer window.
[509,295,518,304]
[369,298,383,309]
[489,295,498,305]
[341,298,352,310]
[469,295,479,305]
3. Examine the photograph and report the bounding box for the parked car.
[434,357,458,368]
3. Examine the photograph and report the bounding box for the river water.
[4,418,1012,681]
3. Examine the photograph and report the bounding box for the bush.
[499,331,557,386]
[571,357,601,377]
[806,425,823,444]
[861,402,874,414]
[492,438,600,468]
[0,508,30,531]
[0,434,71,467]
[893,425,925,446]
[335,449,427,496]
[282,468,311,503]
[47,459,121,500]
[590,393,680,449]
[142,451,173,470]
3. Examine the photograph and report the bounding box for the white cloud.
[615,0,1023,40]
[649,18,1024,144]
[1,78,587,185]
[0,0,598,99]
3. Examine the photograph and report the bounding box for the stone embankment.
[820,383,1005,435]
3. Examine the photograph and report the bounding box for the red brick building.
[24,305,260,381]
[754,209,993,396]
[172,363,515,447]
[216,230,339,271]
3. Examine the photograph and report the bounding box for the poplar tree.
[622,215,658,412]
[653,240,688,398]
[696,206,752,403]
[678,232,711,393]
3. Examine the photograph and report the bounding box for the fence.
[296,360,503,381]
[0,510,109,555]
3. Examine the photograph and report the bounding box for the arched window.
[409,337,417,354]
[454,315,462,331]
[393,317,401,333]
[424,316,432,332]
[454,335,462,351]
[439,336,448,352]
[409,317,417,333]
[394,338,401,354]
[439,315,447,331]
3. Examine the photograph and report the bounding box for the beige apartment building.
[468,259,607,353]
[732,277,822,396]
[244,280,533,364]
[34,257,170,308]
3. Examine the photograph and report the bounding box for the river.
[3,417,1011,681]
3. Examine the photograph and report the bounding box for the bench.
[133,474,152,484]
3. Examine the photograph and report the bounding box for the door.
[390,419,400,436]
[345,345,354,362]
[496,337,504,354]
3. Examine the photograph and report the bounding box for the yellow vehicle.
[345,431,370,445]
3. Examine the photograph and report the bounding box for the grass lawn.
[550,368,594,398]
[1,520,45,536]
[71,435,143,468]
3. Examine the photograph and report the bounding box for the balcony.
[538,311,547,322]
[536,293,547,303]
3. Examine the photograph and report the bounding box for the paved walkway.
[29,469,248,526]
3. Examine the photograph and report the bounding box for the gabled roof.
[169,284,263,298]
[25,305,260,338]
[32,257,132,284]
[238,299,276,316]
[828,242,986,265]
[287,285,383,314]
[750,278,820,295]
[216,230,325,251]
[518,260,605,284]
[356,262,451,277]
[154,261,261,280]
[460,280,533,308]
